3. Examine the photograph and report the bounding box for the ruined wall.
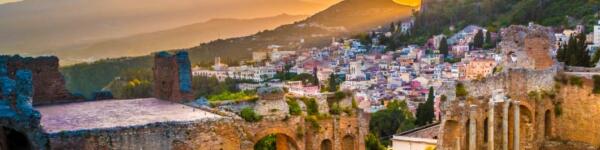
[46,115,367,150]
[463,66,557,98]
[498,24,556,71]
[0,66,47,150]
[153,52,194,103]
[548,80,600,148]
[1,55,82,105]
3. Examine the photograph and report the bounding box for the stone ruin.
[0,55,83,105]
[498,24,556,70]
[254,87,289,118]
[0,52,369,150]
[0,61,46,149]
[153,51,195,103]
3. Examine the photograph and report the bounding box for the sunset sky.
[0,0,20,5]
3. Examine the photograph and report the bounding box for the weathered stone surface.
[153,51,195,103]
[1,55,82,105]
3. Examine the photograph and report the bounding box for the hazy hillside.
[0,0,338,57]
[54,14,308,65]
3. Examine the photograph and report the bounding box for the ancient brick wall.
[1,55,82,105]
[549,80,600,148]
[153,52,194,103]
[45,115,367,150]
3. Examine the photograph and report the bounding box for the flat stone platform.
[36,98,223,133]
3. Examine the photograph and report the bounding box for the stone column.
[513,101,520,150]
[469,105,477,150]
[502,100,510,150]
[488,101,495,150]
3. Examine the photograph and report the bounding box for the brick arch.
[342,134,356,150]
[0,126,32,150]
[442,120,460,150]
[252,128,300,150]
[519,105,534,150]
[321,139,333,150]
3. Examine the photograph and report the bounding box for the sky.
[0,0,20,5]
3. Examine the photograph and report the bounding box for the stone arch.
[484,117,489,143]
[342,135,355,150]
[442,120,460,149]
[321,139,332,150]
[519,105,534,150]
[0,127,31,150]
[544,109,552,138]
[253,133,299,150]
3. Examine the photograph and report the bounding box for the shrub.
[287,100,302,116]
[305,116,321,131]
[305,98,319,116]
[569,76,583,87]
[554,103,562,117]
[351,98,359,109]
[330,103,342,115]
[593,75,600,94]
[240,107,262,122]
[456,83,469,97]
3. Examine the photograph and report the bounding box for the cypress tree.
[416,87,435,126]
[473,30,484,49]
[439,37,449,56]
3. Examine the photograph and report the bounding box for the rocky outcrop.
[0,55,82,105]
[153,51,195,103]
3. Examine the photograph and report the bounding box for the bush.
[365,133,387,150]
[593,75,600,94]
[456,83,468,97]
[305,98,319,116]
[330,103,342,115]
[569,76,583,87]
[305,116,321,131]
[287,100,302,116]
[554,103,562,117]
[240,107,262,122]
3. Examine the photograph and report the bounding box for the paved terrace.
[36,98,224,133]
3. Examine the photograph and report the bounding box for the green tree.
[416,87,436,126]
[439,37,449,56]
[369,100,415,146]
[592,48,600,66]
[473,30,484,49]
[365,133,387,150]
[328,73,338,92]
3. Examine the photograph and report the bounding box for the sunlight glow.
[0,0,21,5]
[392,0,421,7]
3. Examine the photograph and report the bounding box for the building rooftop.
[37,98,223,133]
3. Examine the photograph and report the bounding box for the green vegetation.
[240,107,262,122]
[554,103,563,117]
[305,115,321,131]
[386,0,600,47]
[365,133,387,150]
[330,103,342,115]
[254,134,276,150]
[207,90,257,102]
[439,37,449,56]
[287,99,302,116]
[473,30,484,49]
[328,73,340,92]
[456,83,469,98]
[557,33,593,67]
[369,100,415,146]
[106,69,153,99]
[592,49,600,65]
[416,87,435,126]
[304,98,320,116]
[61,56,153,98]
[569,76,584,87]
[593,75,600,94]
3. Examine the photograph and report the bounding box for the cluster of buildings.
[193,24,506,115]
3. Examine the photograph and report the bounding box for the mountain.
[61,0,419,97]
[0,0,339,57]
[53,14,308,65]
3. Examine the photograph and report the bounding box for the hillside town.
[192,20,600,115]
